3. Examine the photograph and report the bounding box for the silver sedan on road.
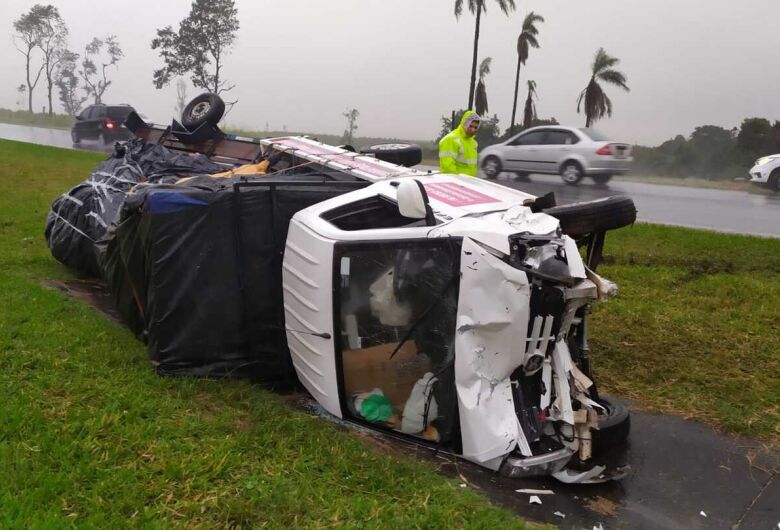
[479,126,633,185]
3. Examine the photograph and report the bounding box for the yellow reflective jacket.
[438,110,479,177]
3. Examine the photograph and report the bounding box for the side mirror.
[74,115,83,121]
[397,179,435,226]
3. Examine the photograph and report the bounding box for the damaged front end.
[456,231,624,483]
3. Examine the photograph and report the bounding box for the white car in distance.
[749,155,780,190]
[479,126,633,185]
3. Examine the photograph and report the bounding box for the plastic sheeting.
[99,175,366,381]
[45,139,224,276]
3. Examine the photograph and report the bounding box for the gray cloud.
[2,0,778,145]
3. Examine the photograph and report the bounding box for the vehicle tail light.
[595,144,612,156]
[104,117,115,129]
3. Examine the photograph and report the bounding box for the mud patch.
[584,495,618,516]
[41,278,124,324]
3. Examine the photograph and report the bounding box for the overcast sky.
[2,0,779,145]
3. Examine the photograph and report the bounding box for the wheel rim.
[372,144,409,150]
[562,164,581,182]
[483,158,500,177]
[190,101,211,119]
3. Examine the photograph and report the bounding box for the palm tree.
[576,47,630,127]
[509,12,544,135]
[454,0,516,110]
[522,80,537,129]
[474,57,492,115]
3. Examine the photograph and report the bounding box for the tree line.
[12,4,123,116]
[11,0,239,118]
[633,118,780,179]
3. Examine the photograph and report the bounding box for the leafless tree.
[80,36,124,105]
[33,5,68,115]
[12,5,49,113]
[175,79,189,117]
[56,50,86,116]
[342,108,360,145]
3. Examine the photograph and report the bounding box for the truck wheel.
[481,155,502,178]
[543,195,637,238]
[359,143,422,167]
[181,93,225,130]
[560,161,584,185]
[593,395,630,452]
[591,174,613,185]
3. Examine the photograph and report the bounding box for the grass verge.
[591,224,780,441]
[0,108,72,130]
[0,139,533,527]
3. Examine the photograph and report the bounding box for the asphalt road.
[3,123,780,238]
[0,122,112,153]
[418,165,780,239]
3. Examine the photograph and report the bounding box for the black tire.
[481,155,502,178]
[181,93,226,129]
[593,395,631,451]
[768,169,780,191]
[543,195,637,238]
[560,160,585,185]
[71,130,80,144]
[591,174,613,185]
[359,143,422,167]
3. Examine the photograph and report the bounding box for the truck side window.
[336,239,461,443]
[321,195,429,231]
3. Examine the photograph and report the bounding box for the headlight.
[756,157,776,166]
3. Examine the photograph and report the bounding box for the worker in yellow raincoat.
[438,111,480,177]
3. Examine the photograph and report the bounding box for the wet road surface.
[4,122,780,238]
[49,280,780,530]
[301,397,780,530]
[416,166,780,239]
[495,173,780,240]
[0,122,112,153]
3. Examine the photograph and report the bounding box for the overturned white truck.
[283,173,634,483]
[47,94,637,483]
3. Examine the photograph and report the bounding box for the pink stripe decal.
[267,137,399,178]
[424,182,500,207]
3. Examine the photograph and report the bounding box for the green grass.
[591,224,780,440]
[0,139,532,527]
[0,107,72,130]
[2,139,779,526]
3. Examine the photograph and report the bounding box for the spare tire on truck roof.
[360,143,422,167]
[543,195,637,239]
[181,93,226,130]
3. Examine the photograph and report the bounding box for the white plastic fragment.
[515,488,554,495]
[700,511,707,517]
[529,495,542,505]
[460,483,467,488]
[553,511,566,518]
[593,524,604,530]
[552,465,606,484]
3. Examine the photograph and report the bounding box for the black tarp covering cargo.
[45,139,224,276]
[100,174,366,382]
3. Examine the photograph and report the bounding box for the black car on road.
[71,104,135,144]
